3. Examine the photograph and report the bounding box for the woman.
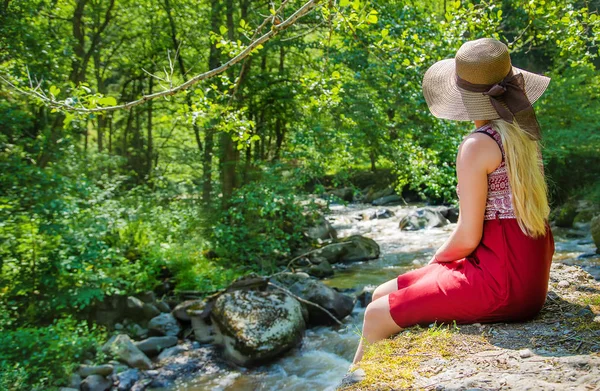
[350,38,556,370]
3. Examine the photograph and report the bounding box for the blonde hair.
[490,119,550,237]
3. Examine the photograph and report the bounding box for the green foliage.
[212,169,320,271]
[0,316,107,391]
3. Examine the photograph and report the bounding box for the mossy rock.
[552,202,578,228]
[591,215,600,252]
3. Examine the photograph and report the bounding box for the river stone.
[173,299,204,322]
[148,313,181,337]
[127,296,145,315]
[155,300,170,313]
[306,214,337,240]
[591,215,600,252]
[157,344,189,360]
[187,301,216,344]
[136,291,156,304]
[310,235,380,264]
[116,369,140,391]
[552,202,578,228]
[365,187,394,203]
[78,364,113,378]
[306,260,334,278]
[399,208,449,230]
[210,289,306,366]
[437,206,459,223]
[270,272,355,326]
[134,336,178,356]
[102,334,152,370]
[80,374,112,391]
[142,303,161,319]
[372,194,403,206]
[326,187,354,202]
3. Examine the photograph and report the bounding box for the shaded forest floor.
[340,263,600,390]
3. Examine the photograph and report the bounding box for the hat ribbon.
[456,70,542,140]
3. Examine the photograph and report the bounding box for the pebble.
[558,280,570,288]
[519,349,533,359]
[593,316,600,324]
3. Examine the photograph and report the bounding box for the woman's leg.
[352,293,403,364]
[371,277,401,301]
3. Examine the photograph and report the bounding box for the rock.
[270,272,355,326]
[371,208,395,219]
[326,187,354,202]
[339,368,366,387]
[102,334,152,370]
[591,215,600,252]
[155,301,170,313]
[399,208,449,230]
[372,194,403,206]
[142,303,161,319]
[310,235,380,264]
[552,202,578,228]
[127,323,148,339]
[356,285,375,307]
[437,206,459,223]
[306,214,338,240]
[173,299,205,322]
[558,280,570,288]
[116,369,140,391]
[78,364,114,378]
[59,388,79,391]
[80,374,112,391]
[210,289,306,366]
[593,316,600,324]
[147,313,181,337]
[127,296,145,315]
[187,301,216,344]
[519,349,533,358]
[134,336,178,357]
[130,378,152,391]
[92,294,129,327]
[157,344,189,360]
[136,291,156,304]
[365,187,394,204]
[306,260,334,278]
[68,373,82,389]
[115,323,124,331]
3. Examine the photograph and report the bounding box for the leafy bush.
[0,316,107,391]
[211,178,320,272]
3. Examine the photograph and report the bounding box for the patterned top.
[457,124,516,220]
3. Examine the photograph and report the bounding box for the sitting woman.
[350,38,555,369]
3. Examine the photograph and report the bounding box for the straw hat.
[422,38,550,121]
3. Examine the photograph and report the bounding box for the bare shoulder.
[457,132,502,174]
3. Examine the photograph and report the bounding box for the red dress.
[388,124,555,328]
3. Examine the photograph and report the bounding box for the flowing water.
[168,203,599,391]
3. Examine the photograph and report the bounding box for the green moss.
[341,324,489,391]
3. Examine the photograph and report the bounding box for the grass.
[340,323,489,390]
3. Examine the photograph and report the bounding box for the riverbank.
[339,262,600,390]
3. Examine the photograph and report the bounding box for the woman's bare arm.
[429,132,502,263]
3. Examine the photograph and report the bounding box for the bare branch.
[1,0,320,113]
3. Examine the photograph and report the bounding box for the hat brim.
[422,59,551,121]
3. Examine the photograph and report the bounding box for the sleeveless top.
[456,124,517,220]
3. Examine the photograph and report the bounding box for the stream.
[165,202,599,391]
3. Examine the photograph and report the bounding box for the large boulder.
[399,208,449,231]
[592,215,600,254]
[210,289,306,366]
[147,313,181,337]
[270,272,355,326]
[102,334,152,370]
[134,336,178,357]
[310,235,380,264]
[437,206,459,224]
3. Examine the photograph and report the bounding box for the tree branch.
[1,0,320,113]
